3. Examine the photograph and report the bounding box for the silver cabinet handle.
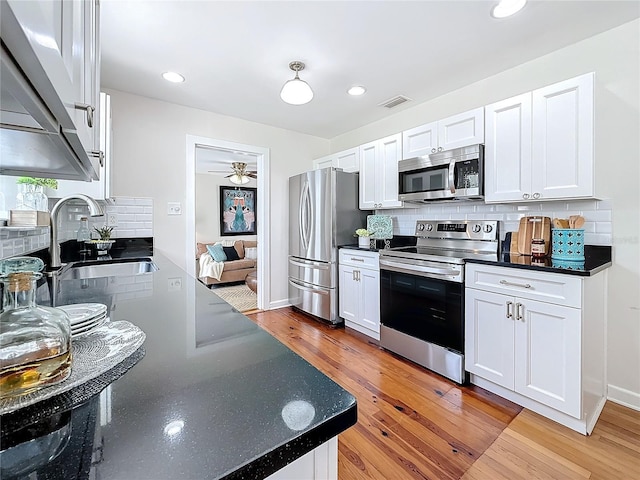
[89,150,105,167]
[350,257,365,262]
[352,270,357,281]
[522,193,530,199]
[75,103,95,128]
[438,146,443,152]
[516,302,524,321]
[500,279,531,289]
[532,192,541,199]
[356,270,361,282]
[431,148,437,153]
[506,301,513,319]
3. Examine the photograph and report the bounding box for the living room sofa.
[196,239,257,286]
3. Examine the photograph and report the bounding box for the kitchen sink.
[59,258,158,280]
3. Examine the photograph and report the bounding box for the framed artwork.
[219,186,257,236]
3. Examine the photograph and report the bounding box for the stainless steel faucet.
[49,194,104,269]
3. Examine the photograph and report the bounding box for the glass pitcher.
[0,257,72,399]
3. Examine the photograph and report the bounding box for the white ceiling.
[100,1,640,140]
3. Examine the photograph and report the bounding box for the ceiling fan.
[208,162,257,184]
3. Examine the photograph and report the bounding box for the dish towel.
[199,252,224,281]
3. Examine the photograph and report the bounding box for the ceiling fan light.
[491,0,527,18]
[347,85,366,96]
[229,174,250,185]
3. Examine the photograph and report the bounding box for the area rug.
[210,283,257,313]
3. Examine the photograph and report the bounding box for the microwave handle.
[448,160,456,194]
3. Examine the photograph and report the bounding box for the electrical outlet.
[168,277,182,291]
[107,213,118,226]
[168,202,182,215]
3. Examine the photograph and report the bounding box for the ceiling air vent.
[378,95,412,109]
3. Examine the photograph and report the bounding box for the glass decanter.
[0,257,72,399]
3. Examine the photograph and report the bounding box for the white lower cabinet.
[265,437,337,480]
[465,263,607,435]
[339,249,380,340]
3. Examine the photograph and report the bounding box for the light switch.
[167,202,182,215]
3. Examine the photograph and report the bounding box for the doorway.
[185,135,270,310]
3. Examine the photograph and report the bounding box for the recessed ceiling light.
[491,0,527,18]
[162,71,185,83]
[347,85,367,96]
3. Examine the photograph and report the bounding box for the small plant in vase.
[354,228,374,249]
[87,225,115,254]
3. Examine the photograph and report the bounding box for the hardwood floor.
[247,308,640,480]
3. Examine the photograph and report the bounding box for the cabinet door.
[339,265,359,323]
[335,148,359,173]
[358,141,378,209]
[402,121,438,158]
[55,93,111,199]
[532,73,594,200]
[359,267,380,338]
[313,154,336,170]
[438,107,485,151]
[484,93,532,203]
[377,134,403,209]
[465,289,515,389]
[514,298,581,418]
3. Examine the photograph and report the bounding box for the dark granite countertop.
[465,245,612,276]
[0,251,357,479]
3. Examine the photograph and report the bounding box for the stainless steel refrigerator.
[288,167,370,324]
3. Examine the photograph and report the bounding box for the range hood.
[0,2,99,182]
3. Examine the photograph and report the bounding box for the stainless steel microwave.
[398,144,484,202]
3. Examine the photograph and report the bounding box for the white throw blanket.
[199,252,224,281]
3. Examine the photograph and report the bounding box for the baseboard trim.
[269,299,291,310]
[608,384,640,411]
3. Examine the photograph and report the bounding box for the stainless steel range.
[379,220,499,383]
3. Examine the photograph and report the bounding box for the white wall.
[195,173,257,243]
[331,20,640,407]
[105,90,329,308]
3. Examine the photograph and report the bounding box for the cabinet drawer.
[465,263,582,308]
[339,249,379,269]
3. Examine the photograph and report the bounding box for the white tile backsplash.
[0,197,154,259]
[385,199,612,245]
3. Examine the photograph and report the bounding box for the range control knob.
[425,224,434,232]
[472,224,482,233]
[417,223,425,231]
[484,224,493,233]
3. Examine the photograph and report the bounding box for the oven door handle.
[379,259,459,277]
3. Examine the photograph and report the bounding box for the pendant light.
[280,61,314,105]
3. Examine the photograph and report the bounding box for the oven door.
[380,268,463,353]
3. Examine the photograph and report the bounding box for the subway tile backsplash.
[0,197,153,260]
[386,198,613,245]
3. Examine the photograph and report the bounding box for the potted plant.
[87,225,115,254]
[354,228,374,249]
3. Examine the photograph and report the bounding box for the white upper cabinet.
[402,107,484,158]
[55,93,112,200]
[359,134,403,210]
[312,147,359,172]
[0,0,101,180]
[485,73,594,203]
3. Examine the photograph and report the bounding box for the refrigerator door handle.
[289,258,330,270]
[299,180,311,251]
[289,279,330,296]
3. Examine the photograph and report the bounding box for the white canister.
[358,236,370,249]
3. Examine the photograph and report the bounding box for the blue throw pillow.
[207,244,227,262]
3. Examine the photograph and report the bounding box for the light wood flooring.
[248,307,640,480]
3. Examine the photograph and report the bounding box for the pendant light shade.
[280,61,314,105]
[229,174,250,185]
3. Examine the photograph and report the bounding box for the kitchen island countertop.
[0,251,357,480]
